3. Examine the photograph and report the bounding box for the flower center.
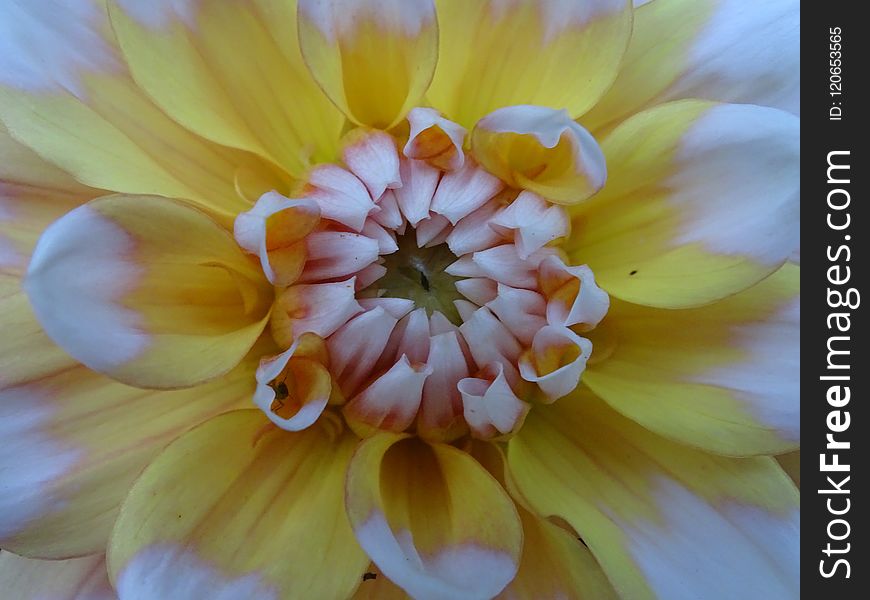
[235,128,610,442]
[367,234,464,325]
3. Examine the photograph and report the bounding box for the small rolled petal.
[419,331,470,441]
[361,219,399,254]
[459,364,530,439]
[415,213,451,248]
[404,107,467,170]
[344,356,433,434]
[489,191,569,258]
[394,309,432,365]
[253,339,331,431]
[371,190,404,230]
[454,278,498,306]
[358,297,416,320]
[445,201,503,256]
[342,129,402,200]
[486,284,548,345]
[445,256,487,279]
[305,164,376,231]
[271,278,363,347]
[472,105,607,205]
[458,307,522,386]
[346,434,522,599]
[298,0,438,128]
[472,244,558,289]
[394,158,440,226]
[328,307,400,396]
[300,231,380,282]
[519,326,593,401]
[430,159,503,224]
[539,255,610,330]
[355,263,388,290]
[234,191,320,286]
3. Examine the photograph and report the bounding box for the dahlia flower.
[0,0,800,598]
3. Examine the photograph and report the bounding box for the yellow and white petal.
[585,0,800,133]
[346,433,523,599]
[489,192,570,259]
[107,0,344,178]
[298,0,439,129]
[109,410,368,600]
[472,106,607,205]
[508,390,800,600]
[234,191,321,287]
[427,0,633,128]
[538,255,610,330]
[585,264,799,456]
[0,295,267,558]
[404,107,467,171]
[0,1,273,223]
[271,278,364,347]
[0,552,115,599]
[565,100,799,308]
[24,195,272,389]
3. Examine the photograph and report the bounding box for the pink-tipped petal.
[361,219,399,254]
[430,159,503,224]
[342,130,402,200]
[445,201,504,256]
[445,255,487,279]
[459,307,522,386]
[459,364,529,439]
[455,278,498,306]
[419,331,470,440]
[344,356,433,434]
[300,231,380,282]
[328,307,401,397]
[472,244,558,289]
[519,325,592,401]
[394,308,431,364]
[415,213,451,247]
[490,191,569,259]
[486,284,548,345]
[271,278,363,346]
[358,297,416,320]
[371,190,404,230]
[394,158,440,226]
[306,164,376,231]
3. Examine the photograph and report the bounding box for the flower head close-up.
[0,0,800,598]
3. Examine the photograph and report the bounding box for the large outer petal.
[508,389,799,600]
[584,0,799,132]
[585,264,799,456]
[565,100,799,308]
[297,0,439,129]
[346,433,523,600]
[427,0,633,127]
[108,410,368,600]
[108,0,343,177]
[0,0,280,224]
[24,195,272,389]
[0,552,115,599]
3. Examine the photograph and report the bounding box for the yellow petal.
[585,264,799,456]
[0,552,114,599]
[108,410,368,600]
[107,0,344,178]
[471,442,618,600]
[298,0,439,129]
[346,433,522,599]
[471,105,607,204]
[565,100,799,308]
[584,0,800,133]
[24,195,272,389]
[351,565,410,600]
[0,2,279,224]
[508,389,799,600]
[427,0,633,128]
